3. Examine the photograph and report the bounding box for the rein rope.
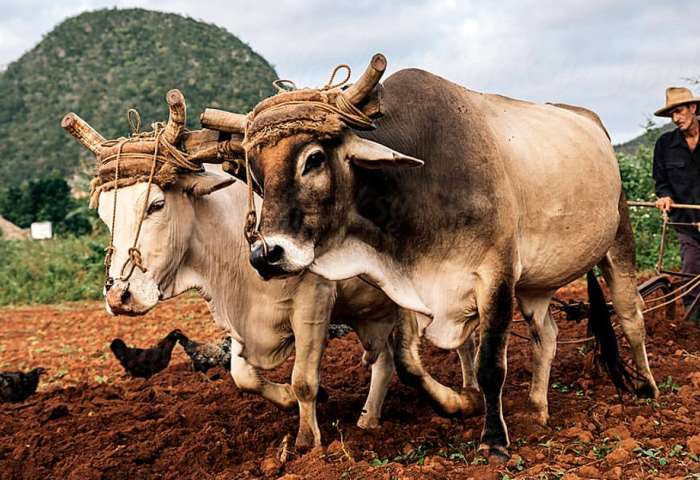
[243,152,267,254]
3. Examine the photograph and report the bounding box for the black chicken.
[110,330,181,379]
[174,332,232,373]
[0,367,46,402]
[328,323,352,339]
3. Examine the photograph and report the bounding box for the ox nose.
[249,242,286,280]
[106,282,133,314]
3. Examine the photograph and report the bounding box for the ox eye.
[302,150,326,175]
[147,199,165,215]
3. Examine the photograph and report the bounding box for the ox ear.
[177,172,235,197]
[344,133,424,170]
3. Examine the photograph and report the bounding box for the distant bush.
[0,172,94,236]
[0,235,107,306]
[618,140,681,271]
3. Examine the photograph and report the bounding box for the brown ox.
[206,55,658,460]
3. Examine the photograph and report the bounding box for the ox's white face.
[97,173,233,316]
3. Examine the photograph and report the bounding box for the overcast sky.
[1,0,698,143]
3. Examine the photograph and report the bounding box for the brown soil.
[1,285,700,480]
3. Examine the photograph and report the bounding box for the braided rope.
[118,126,162,281]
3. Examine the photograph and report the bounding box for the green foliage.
[0,8,277,185]
[617,126,681,271]
[0,172,94,236]
[591,438,614,459]
[658,375,681,393]
[0,234,107,305]
[634,446,668,466]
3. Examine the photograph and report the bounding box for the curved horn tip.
[166,89,185,106]
[371,53,387,72]
[60,112,78,128]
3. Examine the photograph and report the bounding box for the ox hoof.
[527,402,550,427]
[357,414,380,429]
[460,388,485,416]
[430,387,484,418]
[636,382,659,400]
[479,444,510,464]
[534,413,549,429]
[294,435,317,453]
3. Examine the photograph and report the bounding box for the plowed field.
[1,284,700,479]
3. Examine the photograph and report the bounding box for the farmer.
[653,86,700,322]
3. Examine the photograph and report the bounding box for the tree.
[0,172,92,236]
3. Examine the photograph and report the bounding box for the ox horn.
[342,53,387,105]
[200,108,248,134]
[61,112,106,156]
[163,89,187,144]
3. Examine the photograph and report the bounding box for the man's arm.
[652,138,673,211]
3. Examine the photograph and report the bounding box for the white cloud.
[0,0,698,142]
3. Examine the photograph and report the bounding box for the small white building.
[30,221,52,240]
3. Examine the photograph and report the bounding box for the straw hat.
[654,87,700,117]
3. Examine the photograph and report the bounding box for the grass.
[0,235,107,306]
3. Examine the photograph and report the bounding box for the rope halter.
[62,89,225,288]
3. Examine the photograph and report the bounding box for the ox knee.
[292,377,319,402]
[230,368,261,393]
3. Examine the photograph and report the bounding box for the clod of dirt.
[630,415,647,434]
[689,371,700,388]
[604,425,631,440]
[617,437,638,452]
[648,437,664,448]
[687,434,700,455]
[561,474,582,480]
[607,404,623,416]
[260,457,281,477]
[605,446,629,464]
[578,465,601,478]
[605,466,623,480]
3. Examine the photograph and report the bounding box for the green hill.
[614,121,675,154]
[0,8,277,184]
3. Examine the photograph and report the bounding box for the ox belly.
[480,97,621,290]
[410,260,481,350]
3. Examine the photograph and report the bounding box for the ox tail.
[586,270,640,395]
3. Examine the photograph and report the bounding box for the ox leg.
[358,342,394,429]
[347,317,396,429]
[229,339,296,409]
[516,292,557,426]
[475,278,513,462]
[596,193,658,398]
[290,281,335,451]
[457,333,479,391]
[598,254,659,398]
[393,310,483,417]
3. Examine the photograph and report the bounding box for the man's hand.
[655,196,673,212]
